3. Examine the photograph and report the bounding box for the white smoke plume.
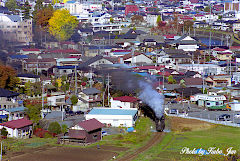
[138,81,164,118]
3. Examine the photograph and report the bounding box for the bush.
[70,95,78,105]
[48,122,61,134]
[1,127,8,137]
[44,132,53,138]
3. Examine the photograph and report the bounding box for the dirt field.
[169,116,215,132]
[4,145,128,161]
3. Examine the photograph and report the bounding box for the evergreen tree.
[23,1,31,20]
[5,0,18,12]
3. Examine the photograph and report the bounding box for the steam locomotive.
[155,115,165,132]
[139,103,165,132]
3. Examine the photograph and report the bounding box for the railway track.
[117,132,165,161]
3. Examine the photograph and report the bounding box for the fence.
[166,113,240,128]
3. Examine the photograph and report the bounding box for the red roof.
[213,48,226,51]
[230,46,240,49]
[1,119,32,129]
[134,65,164,70]
[47,49,80,54]
[22,48,40,52]
[113,96,139,102]
[163,34,176,39]
[112,50,131,52]
[77,119,104,132]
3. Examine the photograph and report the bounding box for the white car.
[234,114,240,119]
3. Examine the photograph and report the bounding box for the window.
[18,26,21,28]
[12,26,16,28]
[7,26,10,28]
[93,134,98,139]
[206,103,210,106]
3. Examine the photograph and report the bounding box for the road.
[166,103,240,124]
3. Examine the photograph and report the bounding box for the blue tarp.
[127,127,134,132]
[0,115,7,119]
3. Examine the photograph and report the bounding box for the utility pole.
[75,65,77,95]
[1,141,2,161]
[42,82,44,110]
[107,73,110,106]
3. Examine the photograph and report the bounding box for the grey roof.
[6,15,21,22]
[169,54,191,58]
[44,111,66,120]
[82,88,101,95]
[171,35,198,44]
[163,49,185,55]
[137,35,164,43]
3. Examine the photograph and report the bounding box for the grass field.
[134,117,240,161]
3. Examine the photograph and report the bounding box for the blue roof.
[10,55,28,59]
[88,108,137,116]
[3,107,26,113]
[132,72,149,77]
[112,52,131,55]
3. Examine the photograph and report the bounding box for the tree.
[1,127,8,137]
[131,15,144,25]
[70,95,78,105]
[156,15,161,24]
[168,75,174,84]
[204,6,210,12]
[183,20,194,32]
[48,122,61,134]
[48,9,78,41]
[35,7,54,29]
[110,17,113,23]
[0,65,19,90]
[25,104,41,124]
[61,124,68,134]
[23,1,31,20]
[5,0,18,12]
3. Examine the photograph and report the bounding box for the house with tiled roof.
[59,118,104,144]
[0,88,19,109]
[110,96,139,109]
[0,118,33,138]
[20,48,41,55]
[118,52,152,65]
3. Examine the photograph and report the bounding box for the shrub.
[1,127,8,137]
[48,122,61,134]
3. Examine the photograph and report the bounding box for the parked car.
[217,114,231,121]
[75,111,84,115]
[234,114,240,119]
[169,109,178,115]
[170,100,178,104]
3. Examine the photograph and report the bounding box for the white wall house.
[0,119,33,138]
[85,108,138,127]
[178,64,225,75]
[110,96,139,109]
[122,53,153,64]
[47,95,65,106]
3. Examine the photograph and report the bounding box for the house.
[77,88,102,109]
[190,94,226,108]
[17,74,40,86]
[59,118,104,144]
[181,78,203,87]
[23,58,56,73]
[0,88,19,109]
[175,87,201,98]
[205,75,232,87]
[184,71,201,78]
[110,96,139,109]
[119,53,152,65]
[0,106,26,121]
[178,64,225,76]
[0,118,33,138]
[125,5,139,15]
[20,49,41,55]
[78,28,93,37]
[79,55,115,68]
[216,52,233,61]
[86,108,138,127]
[47,94,66,107]
[170,35,199,52]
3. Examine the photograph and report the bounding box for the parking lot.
[166,102,240,124]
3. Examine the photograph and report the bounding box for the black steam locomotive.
[139,103,165,132]
[155,115,165,132]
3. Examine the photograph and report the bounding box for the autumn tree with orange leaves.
[0,65,19,90]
